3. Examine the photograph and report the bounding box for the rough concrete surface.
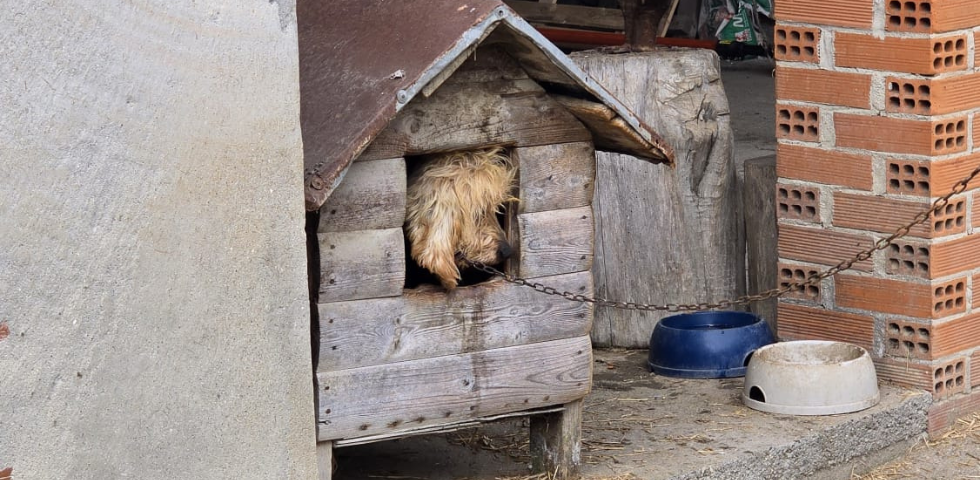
[0,2,317,479]
[330,349,929,480]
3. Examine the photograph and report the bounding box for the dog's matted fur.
[405,147,517,290]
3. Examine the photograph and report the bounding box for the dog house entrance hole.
[403,148,518,290]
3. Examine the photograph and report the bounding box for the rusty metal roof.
[298,0,675,211]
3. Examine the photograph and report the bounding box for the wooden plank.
[530,399,583,479]
[552,95,662,164]
[333,406,564,447]
[316,442,334,480]
[515,142,596,214]
[316,335,593,441]
[318,157,406,232]
[744,155,778,332]
[318,271,593,371]
[434,45,531,85]
[518,206,594,278]
[358,78,590,162]
[505,1,625,31]
[318,228,404,303]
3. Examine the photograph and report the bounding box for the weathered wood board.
[572,49,743,347]
[318,271,593,371]
[518,206,594,278]
[358,77,590,161]
[744,155,778,331]
[317,157,406,232]
[515,142,596,214]
[317,228,404,303]
[530,399,583,480]
[316,335,593,441]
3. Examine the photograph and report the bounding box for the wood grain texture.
[744,155,777,331]
[317,228,404,303]
[318,272,593,371]
[318,157,406,232]
[504,1,625,31]
[316,441,333,480]
[316,336,593,441]
[515,142,596,214]
[571,49,743,347]
[518,206,594,278]
[530,399,583,479]
[357,76,590,161]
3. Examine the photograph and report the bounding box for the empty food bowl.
[647,311,775,378]
[742,340,880,415]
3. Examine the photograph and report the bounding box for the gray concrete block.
[0,1,317,478]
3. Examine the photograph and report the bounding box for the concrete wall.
[0,1,317,478]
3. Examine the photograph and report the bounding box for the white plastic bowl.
[742,341,880,415]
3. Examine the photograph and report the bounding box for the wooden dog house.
[298,1,673,477]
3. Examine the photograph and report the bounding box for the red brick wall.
[774,0,980,434]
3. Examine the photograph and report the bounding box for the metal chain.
[466,161,980,312]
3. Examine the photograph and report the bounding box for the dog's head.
[405,148,517,290]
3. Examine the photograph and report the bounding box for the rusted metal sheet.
[298,0,674,211]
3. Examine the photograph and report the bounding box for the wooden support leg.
[530,399,583,479]
[316,441,334,480]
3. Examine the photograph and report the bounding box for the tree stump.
[572,49,742,347]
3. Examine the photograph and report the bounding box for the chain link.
[465,161,980,312]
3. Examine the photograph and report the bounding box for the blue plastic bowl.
[648,311,775,378]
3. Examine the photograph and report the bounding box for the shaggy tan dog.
[405,147,517,290]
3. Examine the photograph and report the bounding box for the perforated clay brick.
[776,105,819,142]
[886,159,931,196]
[885,240,931,278]
[886,77,932,114]
[885,319,932,359]
[931,196,966,236]
[774,25,820,63]
[932,37,968,73]
[776,184,820,222]
[932,278,966,317]
[778,263,820,301]
[933,358,966,397]
[932,118,968,155]
[886,0,933,33]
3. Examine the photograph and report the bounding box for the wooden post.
[316,441,334,480]
[530,399,583,479]
[743,155,778,332]
[572,49,743,348]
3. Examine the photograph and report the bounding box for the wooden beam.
[518,206,594,278]
[530,399,584,479]
[515,142,596,214]
[316,335,592,441]
[317,228,404,303]
[316,442,334,480]
[317,271,593,371]
[318,157,406,232]
[358,77,590,162]
[505,1,625,31]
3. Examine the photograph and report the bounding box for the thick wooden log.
[316,335,593,441]
[744,155,778,331]
[518,206,594,278]
[317,271,593,371]
[317,157,406,232]
[530,399,583,479]
[572,49,743,347]
[358,77,590,161]
[515,142,596,214]
[317,228,404,303]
